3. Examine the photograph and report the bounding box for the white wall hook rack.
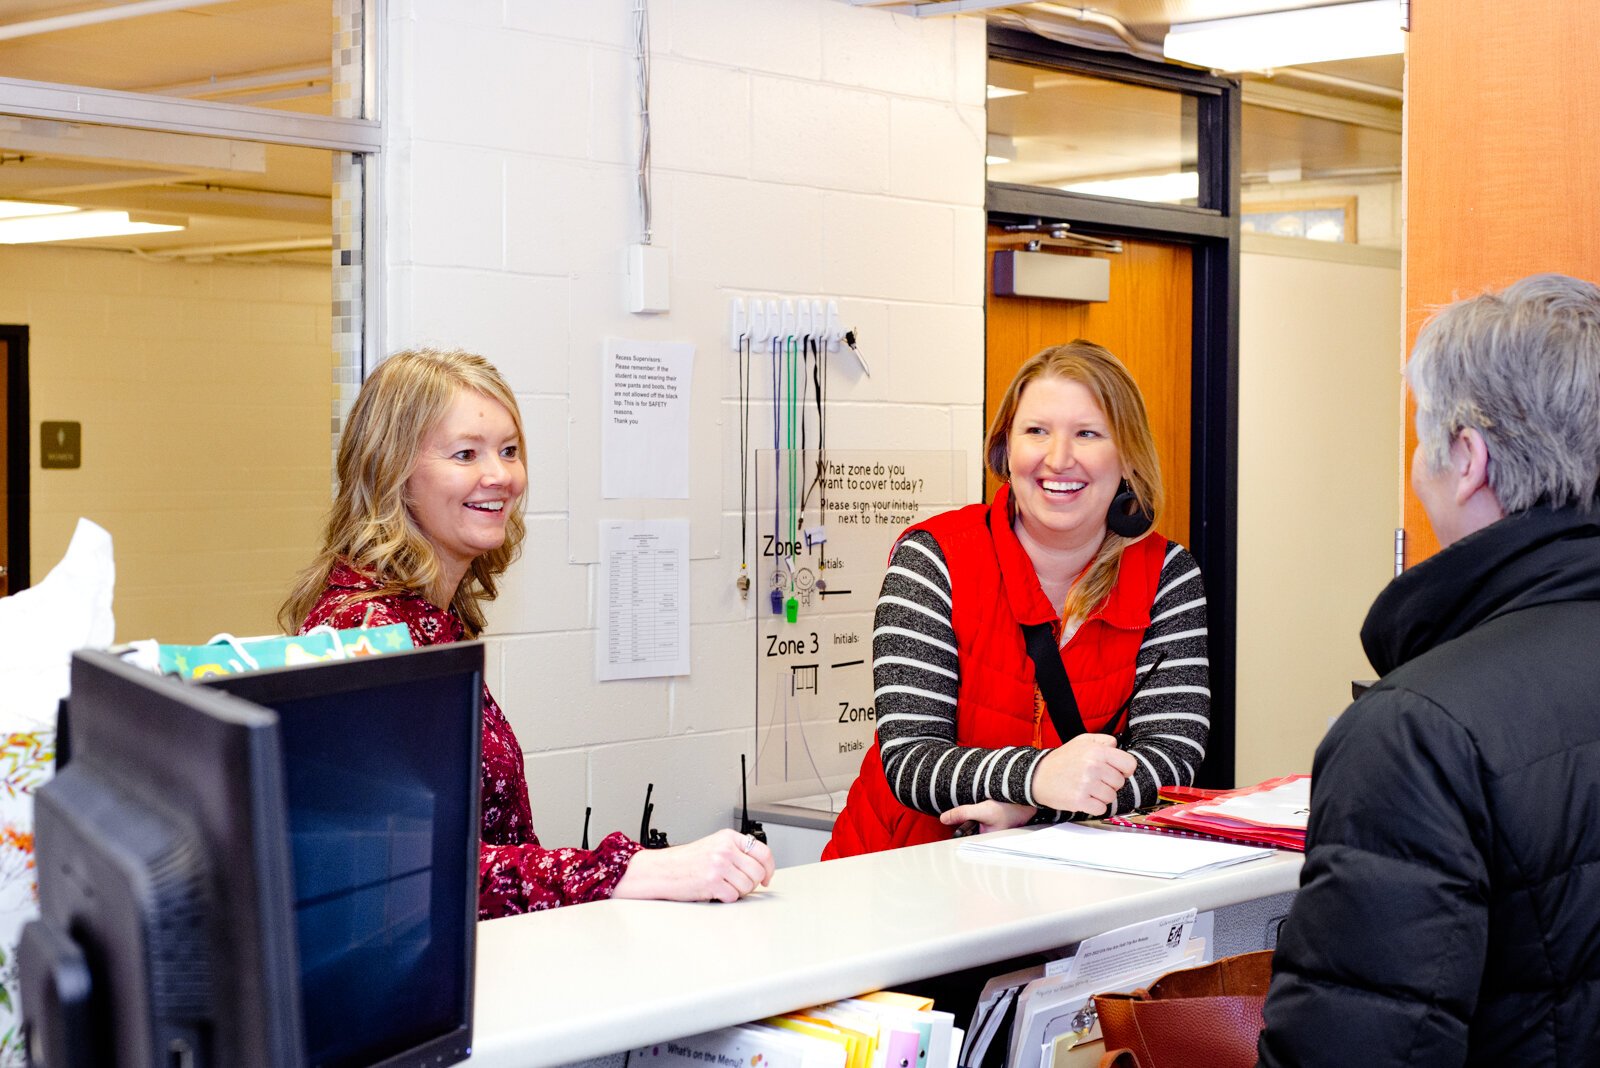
[729,294,849,353]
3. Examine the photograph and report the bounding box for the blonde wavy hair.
[279,348,527,638]
[984,340,1164,626]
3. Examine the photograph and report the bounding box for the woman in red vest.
[823,341,1209,858]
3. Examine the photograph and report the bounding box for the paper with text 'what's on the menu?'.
[602,337,694,499]
[597,519,690,681]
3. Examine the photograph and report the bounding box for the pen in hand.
[1107,651,1168,741]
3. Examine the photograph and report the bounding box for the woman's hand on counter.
[939,800,1037,835]
[612,828,777,904]
[1032,734,1137,816]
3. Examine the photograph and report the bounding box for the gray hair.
[1408,273,1600,513]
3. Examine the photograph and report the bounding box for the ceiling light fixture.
[986,63,1033,99]
[0,209,185,244]
[1062,171,1200,204]
[986,134,1016,166]
[1163,0,1405,73]
[0,200,77,221]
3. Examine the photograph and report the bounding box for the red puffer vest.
[822,485,1167,859]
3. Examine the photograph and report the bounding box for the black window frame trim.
[987,26,1241,789]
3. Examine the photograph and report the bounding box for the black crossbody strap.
[1021,621,1089,742]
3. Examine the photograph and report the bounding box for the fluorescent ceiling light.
[1063,171,1200,203]
[986,134,1015,166]
[1164,0,1404,72]
[0,209,185,244]
[0,199,77,221]
[986,63,1032,99]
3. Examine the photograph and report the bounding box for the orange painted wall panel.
[1403,0,1600,561]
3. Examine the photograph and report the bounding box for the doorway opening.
[1,324,27,596]
[985,29,1240,786]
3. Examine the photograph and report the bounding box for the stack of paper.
[631,990,960,1068]
[1108,774,1309,851]
[961,910,1212,1068]
[959,822,1273,878]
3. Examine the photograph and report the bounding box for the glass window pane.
[987,58,1201,206]
[0,0,343,118]
[0,120,337,640]
[0,120,331,258]
[1240,103,1401,247]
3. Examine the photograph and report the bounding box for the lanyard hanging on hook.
[734,295,844,619]
[785,330,800,624]
[799,328,828,588]
[736,331,751,599]
[770,333,784,618]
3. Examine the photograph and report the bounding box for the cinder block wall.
[382,0,988,847]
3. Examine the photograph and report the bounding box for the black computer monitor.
[23,643,483,1068]
[23,650,303,1067]
[208,644,481,1068]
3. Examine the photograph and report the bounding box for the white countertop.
[469,830,1303,1067]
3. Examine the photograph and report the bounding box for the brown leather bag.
[1092,950,1274,1068]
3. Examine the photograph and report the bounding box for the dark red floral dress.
[302,562,642,919]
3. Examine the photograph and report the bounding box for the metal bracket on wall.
[995,218,1123,253]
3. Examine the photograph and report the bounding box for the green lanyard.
[785,335,800,622]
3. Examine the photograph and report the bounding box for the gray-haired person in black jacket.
[1258,273,1600,1068]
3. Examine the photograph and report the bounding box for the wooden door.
[985,229,1194,547]
[1403,0,1600,564]
[0,335,8,597]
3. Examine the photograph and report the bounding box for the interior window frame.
[0,0,383,590]
[987,27,1242,789]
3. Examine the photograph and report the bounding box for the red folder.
[1107,774,1309,852]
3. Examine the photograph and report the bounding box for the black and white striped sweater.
[873,530,1210,819]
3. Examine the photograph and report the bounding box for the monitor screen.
[208,643,482,1068]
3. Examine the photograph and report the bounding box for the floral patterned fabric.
[0,731,51,1064]
[303,563,641,919]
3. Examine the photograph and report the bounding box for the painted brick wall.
[1,245,332,644]
[383,0,987,849]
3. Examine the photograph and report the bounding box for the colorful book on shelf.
[632,992,959,1068]
[1108,774,1311,852]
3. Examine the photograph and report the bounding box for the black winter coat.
[1258,506,1600,1067]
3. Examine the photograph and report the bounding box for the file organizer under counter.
[468,831,1302,1068]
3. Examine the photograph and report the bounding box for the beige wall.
[1235,235,1402,782]
[1,245,332,644]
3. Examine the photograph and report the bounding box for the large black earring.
[1106,478,1154,538]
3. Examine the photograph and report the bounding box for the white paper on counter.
[601,338,694,499]
[597,519,690,680]
[1191,775,1312,829]
[959,822,1272,878]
